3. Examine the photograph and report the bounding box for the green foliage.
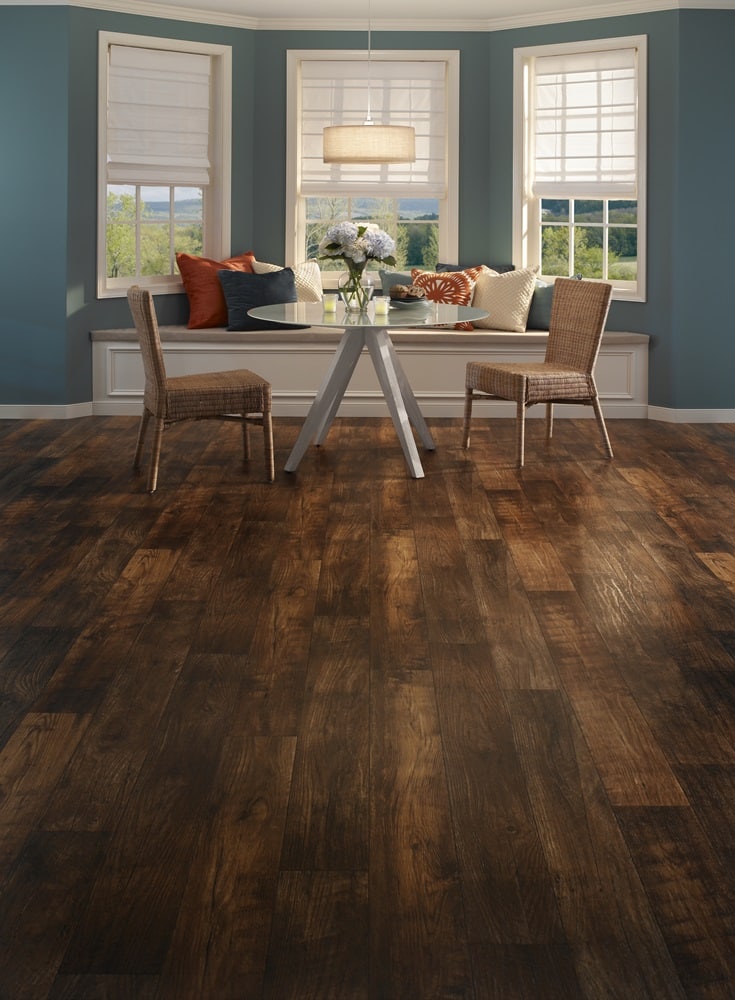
[106,193,136,278]
[542,221,637,281]
[305,196,438,270]
[106,190,202,279]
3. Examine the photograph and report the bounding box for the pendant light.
[322,2,416,164]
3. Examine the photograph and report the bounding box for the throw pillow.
[471,267,539,332]
[218,268,299,331]
[526,280,554,330]
[411,267,485,329]
[252,259,323,302]
[177,251,256,329]
[379,269,414,294]
[437,262,515,275]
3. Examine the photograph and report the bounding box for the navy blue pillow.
[218,267,299,330]
[437,262,515,274]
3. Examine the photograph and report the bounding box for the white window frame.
[513,35,647,301]
[286,49,459,283]
[97,31,232,299]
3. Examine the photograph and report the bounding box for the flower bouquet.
[318,222,396,311]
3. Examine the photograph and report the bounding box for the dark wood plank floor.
[1,413,734,999]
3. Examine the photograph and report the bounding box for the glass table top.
[248,300,488,329]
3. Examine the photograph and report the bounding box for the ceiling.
[52,0,706,32]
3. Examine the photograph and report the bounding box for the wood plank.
[58,651,245,975]
[263,871,369,999]
[158,736,296,997]
[530,591,688,806]
[507,690,687,996]
[0,713,90,869]
[39,600,202,833]
[280,617,370,870]
[369,666,472,998]
[0,416,734,998]
[431,643,566,945]
[0,832,108,1000]
[369,529,430,671]
[616,804,735,995]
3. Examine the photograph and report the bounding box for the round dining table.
[248,299,488,479]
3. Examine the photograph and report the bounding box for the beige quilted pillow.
[252,259,322,302]
[471,266,539,331]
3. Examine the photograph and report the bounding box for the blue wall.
[1,9,70,405]
[1,5,733,411]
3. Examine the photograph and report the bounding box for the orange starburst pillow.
[411,266,493,329]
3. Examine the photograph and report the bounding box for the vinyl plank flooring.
[0,416,733,998]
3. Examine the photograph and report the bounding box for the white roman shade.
[532,46,638,198]
[299,59,446,196]
[107,44,212,186]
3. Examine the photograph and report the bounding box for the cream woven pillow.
[471,266,539,331]
[252,259,322,302]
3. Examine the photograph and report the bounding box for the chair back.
[545,278,612,374]
[127,286,168,407]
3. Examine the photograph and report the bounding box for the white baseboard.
[0,402,94,420]
[648,405,735,423]
[89,390,649,420]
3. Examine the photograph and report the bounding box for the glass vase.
[339,265,373,311]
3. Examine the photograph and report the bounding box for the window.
[97,32,232,298]
[513,36,647,300]
[287,51,459,282]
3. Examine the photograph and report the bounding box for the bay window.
[287,50,459,283]
[97,32,231,298]
[513,36,647,300]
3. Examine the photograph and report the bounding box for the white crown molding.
[7,0,734,32]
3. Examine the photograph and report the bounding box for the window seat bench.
[91,325,649,418]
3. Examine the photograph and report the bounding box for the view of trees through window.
[305,197,439,271]
[541,199,638,282]
[106,185,203,279]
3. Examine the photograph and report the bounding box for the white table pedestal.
[284,326,434,479]
[247,300,488,479]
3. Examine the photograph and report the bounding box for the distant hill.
[144,196,437,221]
[145,199,202,219]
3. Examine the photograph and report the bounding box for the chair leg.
[462,388,473,448]
[263,411,275,482]
[546,402,554,443]
[242,418,251,462]
[133,409,151,470]
[516,399,526,468]
[147,418,165,493]
[592,395,614,459]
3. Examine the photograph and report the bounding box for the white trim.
[89,328,650,419]
[648,405,735,423]
[286,49,459,268]
[34,1,735,34]
[97,31,232,299]
[0,402,94,420]
[513,34,647,302]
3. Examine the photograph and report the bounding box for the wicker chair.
[462,278,614,468]
[127,286,274,492]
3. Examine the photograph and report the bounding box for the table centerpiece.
[318,222,396,311]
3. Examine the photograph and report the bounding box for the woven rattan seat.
[127,286,274,491]
[462,277,614,468]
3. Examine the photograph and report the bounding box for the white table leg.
[382,334,436,451]
[365,329,425,479]
[284,329,365,472]
[312,330,367,446]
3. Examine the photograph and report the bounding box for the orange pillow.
[411,267,481,329]
[177,251,256,328]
